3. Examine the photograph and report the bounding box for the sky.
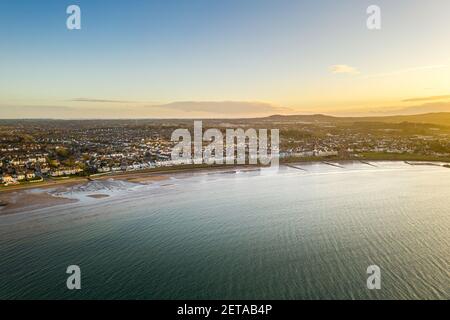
[1,0,450,118]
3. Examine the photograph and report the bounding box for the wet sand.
[86,194,110,199]
[0,161,448,216]
[0,191,77,215]
[0,168,244,215]
[123,175,170,184]
[0,164,261,194]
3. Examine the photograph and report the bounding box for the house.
[98,166,111,173]
[50,167,83,177]
[26,171,36,180]
[11,159,25,166]
[1,174,16,184]
[40,166,50,174]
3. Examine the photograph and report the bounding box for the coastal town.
[1,115,450,186]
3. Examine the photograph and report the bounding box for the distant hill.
[358,113,450,126]
[2,112,450,127]
[263,112,450,127]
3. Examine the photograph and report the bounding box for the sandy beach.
[86,194,110,199]
[0,165,254,215]
[0,191,77,215]
[0,163,260,194]
[0,173,170,215]
[1,160,447,217]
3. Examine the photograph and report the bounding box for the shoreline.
[0,163,263,194]
[0,164,260,216]
[1,158,449,195]
[1,160,449,217]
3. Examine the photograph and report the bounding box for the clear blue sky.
[1,0,449,118]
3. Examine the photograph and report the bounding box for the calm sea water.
[0,161,449,299]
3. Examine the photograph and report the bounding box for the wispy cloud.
[0,101,292,119]
[321,101,450,117]
[147,101,292,115]
[330,65,360,75]
[362,65,448,79]
[402,95,450,103]
[70,98,138,104]
[356,102,450,116]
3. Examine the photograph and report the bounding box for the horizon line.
[1,111,450,121]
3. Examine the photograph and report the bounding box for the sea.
[0,161,449,299]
